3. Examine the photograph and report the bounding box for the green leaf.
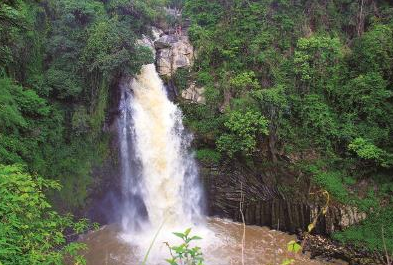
[172,232,185,239]
[287,240,302,254]
[184,228,192,237]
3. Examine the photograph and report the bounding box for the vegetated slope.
[0,0,170,210]
[179,0,393,253]
[0,0,170,263]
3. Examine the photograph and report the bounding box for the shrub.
[0,164,96,265]
[217,110,269,157]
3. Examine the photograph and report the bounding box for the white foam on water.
[120,223,222,264]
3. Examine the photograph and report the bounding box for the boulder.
[155,35,194,77]
[154,35,179,49]
[137,35,155,52]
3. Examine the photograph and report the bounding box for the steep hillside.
[166,0,393,260]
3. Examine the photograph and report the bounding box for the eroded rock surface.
[153,29,206,104]
[155,34,194,77]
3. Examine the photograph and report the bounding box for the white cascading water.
[129,64,203,228]
[117,62,210,263]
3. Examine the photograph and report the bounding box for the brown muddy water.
[80,218,346,265]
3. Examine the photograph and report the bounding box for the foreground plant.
[280,240,303,265]
[0,164,97,265]
[165,228,204,265]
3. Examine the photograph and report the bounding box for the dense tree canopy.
[0,0,165,263]
[182,0,393,252]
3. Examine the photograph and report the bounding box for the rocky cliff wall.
[201,163,366,235]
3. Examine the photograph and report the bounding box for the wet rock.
[151,27,164,41]
[202,163,366,234]
[156,48,172,76]
[136,27,163,59]
[154,35,179,49]
[302,234,385,265]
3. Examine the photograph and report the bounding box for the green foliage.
[0,0,165,212]
[195,71,214,87]
[183,0,393,252]
[173,67,190,91]
[82,18,153,77]
[0,1,30,74]
[280,240,302,265]
[294,35,343,89]
[299,94,340,148]
[349,138,393,168]
[229,71,259,95]
[287,240,302,254]
[0,77,49,165]
[184,0,223,28]
[333,207,393,252]
[338,72,391,119]
[217,110,269,157]
[195,149,221,165]
[44,68,83,100]
[0,78,28,131]
[107,0,168,23]
[166,228,204,265]
[0,164,95,265]
[313,171,349,204]
[181,103,224,139]
[203,86,221,106]
[169,0,186,9]
[351,24,393,80]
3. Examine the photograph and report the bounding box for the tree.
[82,18,153,77]
[217,110,269,157]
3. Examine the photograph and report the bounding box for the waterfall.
[118,78,148,232]
[117,64,203,234]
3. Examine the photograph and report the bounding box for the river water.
[80,218,345,265]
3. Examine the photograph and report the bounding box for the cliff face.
[153,28,207,104]
[200,163,366,235]
[155,34,194,77]
[199,162,380,264]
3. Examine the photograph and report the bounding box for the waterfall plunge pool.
[79,218,346,265]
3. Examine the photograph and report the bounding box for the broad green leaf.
[287,240,302,253]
